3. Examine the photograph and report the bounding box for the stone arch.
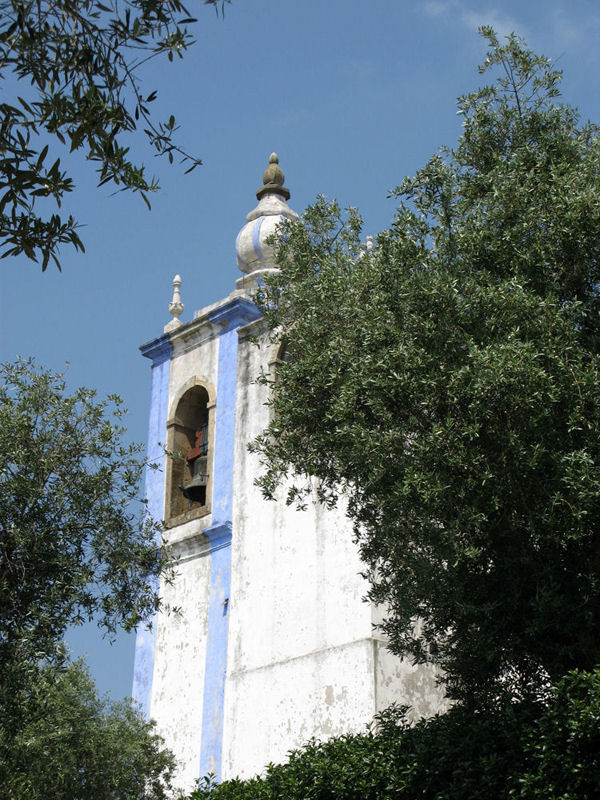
[167,376,216,425]
[265,338,290,422]
[267,337,289,377]
[165,377,216,524]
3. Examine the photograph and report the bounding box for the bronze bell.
[179,425,209,504]
[180,455,208,502]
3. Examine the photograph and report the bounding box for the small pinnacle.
[257,151,290,201]
[165,274,184,332]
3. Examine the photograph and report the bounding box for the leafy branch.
[0,0,230,269]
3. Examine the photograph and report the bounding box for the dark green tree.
[252,30,600,704]
[0,358,170,666]
[517,669,600,799]
[0,0,229,269]
[0,656,176,800]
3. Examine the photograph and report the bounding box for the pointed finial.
[256,152,290,201]
[236,154,299,276]
[164,274,184,332]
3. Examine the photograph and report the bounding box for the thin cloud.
[549,6,600,54]
[422,0,527,40]
[461,9,525,39]
[422,0,459,18]
[423,0,600,59]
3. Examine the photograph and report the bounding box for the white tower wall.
[133,156,447,793]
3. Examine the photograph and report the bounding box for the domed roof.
[236,153,298,275]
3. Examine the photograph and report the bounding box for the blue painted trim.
[132,334,172,718]
[209,297,262,332]
[205,521,234,553]
[252,215,265,262]
[140,335,172,366]
[209,299,261,529]
[199,299,261,780]
[199,521,232,778]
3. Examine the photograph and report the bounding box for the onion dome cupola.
[236,153,299,275]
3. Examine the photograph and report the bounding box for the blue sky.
[1,0,599,700]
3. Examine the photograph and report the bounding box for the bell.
[179,455,208,502]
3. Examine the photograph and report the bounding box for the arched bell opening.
[166,384,214,523]
[266,337,292,423]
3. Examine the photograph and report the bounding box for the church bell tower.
[132,155,445,792]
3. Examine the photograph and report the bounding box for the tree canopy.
[0,359,176,795]
[0,359,170,666]
[252,30,600,704]
[0,0,229,269]
[0,657,175,800]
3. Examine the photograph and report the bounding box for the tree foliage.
[0,656,175,800]
[518,669,600,799]
[0,0,229,269]
[252,31,600,704]
[0,359,170,665]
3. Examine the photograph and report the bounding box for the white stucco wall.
[151,542,212,790]
[223,640,377,779]
[220,322,447,779]
[167,320,220,412]
[147,295,447,790]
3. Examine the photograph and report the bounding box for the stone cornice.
[139,335,172,366]
[209,296,262,332]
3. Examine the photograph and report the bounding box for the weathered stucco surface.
[140,295,447,793]
[219,323,447,779]
[151,549,211,789]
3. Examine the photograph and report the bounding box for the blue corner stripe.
[198,522,232,779]
[209,298,261,529]
[199,299,261,780]
[132,334,172,719]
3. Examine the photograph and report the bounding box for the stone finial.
[256,152,290,201]
[164,274,184,332]
[236,153,299,277]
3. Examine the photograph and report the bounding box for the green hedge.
[518,670,600,799]
[189,671,600,800]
